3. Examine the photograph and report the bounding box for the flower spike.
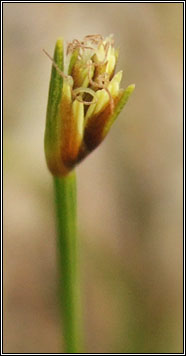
[44,35,135,176]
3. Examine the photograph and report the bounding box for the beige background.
[3,3,183,353]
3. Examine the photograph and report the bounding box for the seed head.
[44,35,135,176]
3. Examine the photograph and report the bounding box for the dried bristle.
[87,60,114,113]
[85,36,115,113]
[83,34,103,46]
[42,49,70,81]
[43,35,116,111]
[73,87,98,105]
[67,39,94,56]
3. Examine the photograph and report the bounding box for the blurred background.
[3,3,183,353]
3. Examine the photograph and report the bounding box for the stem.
[53,171,82,353]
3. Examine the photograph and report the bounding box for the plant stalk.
[53,171,82,353]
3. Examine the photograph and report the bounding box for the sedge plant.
[43,34,135,353]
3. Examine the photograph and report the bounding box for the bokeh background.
[3,3,183,353]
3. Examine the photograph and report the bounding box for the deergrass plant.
[44,34,134,353]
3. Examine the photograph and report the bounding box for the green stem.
[53,171,82,353]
